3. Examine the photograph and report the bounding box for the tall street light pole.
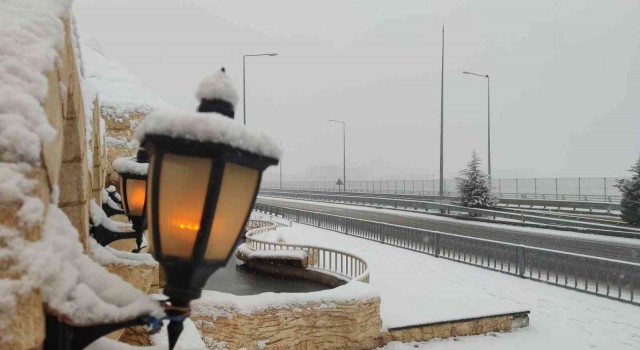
[279,141,283,189]
[439,26,445,199]
[462,71,491,177]
[328,119,346,192]
[243,53,278,125]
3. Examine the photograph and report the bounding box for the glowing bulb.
[179,224,185,229]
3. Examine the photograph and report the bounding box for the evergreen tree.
[456,151,498,208]
[615,155,640,226]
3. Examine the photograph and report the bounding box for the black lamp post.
[112,149,150,252]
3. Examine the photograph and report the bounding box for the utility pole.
[439,26,445,199]
[328,119,346,192]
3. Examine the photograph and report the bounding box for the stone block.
[42,69,65,188]
[58,161,89,205]
[192,298,383,350]
[104,262,158,294]
[0,291,45,350]
[60,202,89,250]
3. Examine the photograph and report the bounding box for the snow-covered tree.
[615,155,640,226]
[456,151,498,208]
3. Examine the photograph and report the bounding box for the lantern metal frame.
[144,134,278,304]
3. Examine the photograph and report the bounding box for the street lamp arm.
[463,71,489,79]
[328,119,345,124]
[244,53,278,58]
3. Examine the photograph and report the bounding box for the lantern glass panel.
[126,178,147,216]
[158,154,212,258]
[205,162,259,260]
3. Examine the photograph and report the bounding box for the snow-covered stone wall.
[81,39,171,187]
[0,3,161,348]
[191,283,383,350]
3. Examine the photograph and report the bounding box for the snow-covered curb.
[192,281,379,319]
[236,243,307,260]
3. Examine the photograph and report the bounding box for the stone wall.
[192,297,384,350]
[0,14,159,349]
[383,312,529,344]
[0,16,102,349]
[104,112,146,187]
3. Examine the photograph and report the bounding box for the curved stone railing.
[244,220,370,283]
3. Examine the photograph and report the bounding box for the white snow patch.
[195,69,239,106]
[236,243,307,261]
[89,238,157,267]
[112,156,148,176]
[135,111,282,159]
[22,205,163,325]
[89,199,128,232]
[80,37,171,122]
[149,318,207,350]
[0,0,70,164]
[278,221,640,349]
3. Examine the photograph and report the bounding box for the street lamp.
[138,67,280,347]
[328,119,346,192]
[112,148,149,251]
[243,53,278,125]
[462,71,491,177]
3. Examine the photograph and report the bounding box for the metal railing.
[261,177,627,203]
[258,191,636,238]
[254,204,640,305]
[244,219,370,283]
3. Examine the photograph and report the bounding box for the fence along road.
[254,203,640,306]
[256,197,640,264]
[261,188,622,212]
[259,190,638,238]
[262,177,625,203]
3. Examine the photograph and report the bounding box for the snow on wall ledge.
[81,37,171,122]
[134,111,282,160]
[0,0,70,165]
[22,205,164,324]
[193,281,378,317]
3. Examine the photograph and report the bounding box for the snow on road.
[272,221,640,349]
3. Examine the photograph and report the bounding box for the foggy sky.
[74,0,640,182]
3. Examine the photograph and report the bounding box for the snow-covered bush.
[456,151,498,209]
[615,155,640,226]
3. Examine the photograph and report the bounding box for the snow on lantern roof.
[81,37,171,122]
[134,111,282,160]
[113,156,149,176]
[195,68,239,107]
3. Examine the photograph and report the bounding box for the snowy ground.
[269,220,640,349]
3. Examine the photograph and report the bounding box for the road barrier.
[254,203,640,305]
[259,191,637,238]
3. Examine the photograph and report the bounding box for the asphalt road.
[257,197,640,263]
